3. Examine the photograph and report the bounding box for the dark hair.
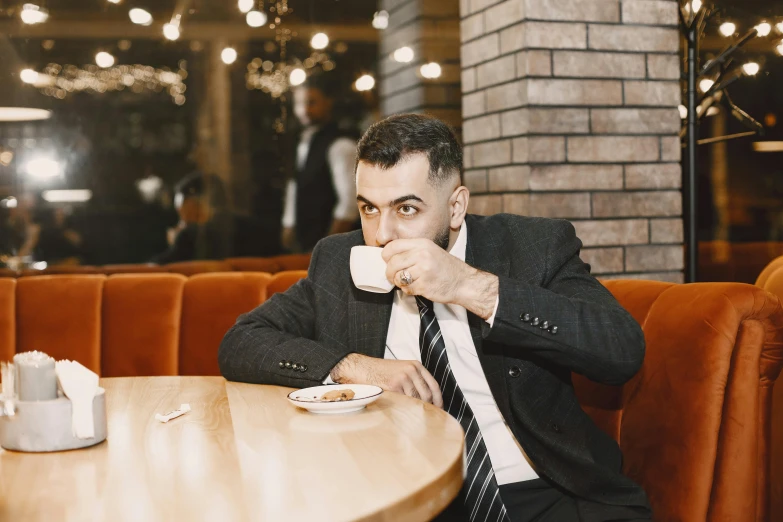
[175,171,227,208]
[356,114,462,185]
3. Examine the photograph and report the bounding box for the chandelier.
[20,62,188,105]
[244,0,335,98]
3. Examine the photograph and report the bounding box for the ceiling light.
[705,106,720,117]
[163,23,180,41]
[107,0,121,4]
[753,141,783,152]
[372,10,389,30]
[1,197,17,208]
[238,0,254,13]
[22,156,63,180]
[355,74,375,91]
[0,108,51,122]
[95,52,115,68]
[777,41,783,55]
[420,62,442,79]
[691,0,702,12]
[756,22,772,37]
[42,190,93,203]
[20,69,39,84]
[290,68,307,86]
[678,105,688,119]
[129,8,153,26]
[221,47,238,65]
[20,4,49,24]
[246,10,267,27]
[393,46,414,63]
[699,78,715,92]
[777,22,783,34]
[719,22,736,37]
[311,33,329,50]
[742,62,760,76]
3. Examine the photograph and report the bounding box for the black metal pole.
[685,23,699,283]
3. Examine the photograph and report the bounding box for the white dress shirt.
[282,126,359,228]
[383,223,538,485]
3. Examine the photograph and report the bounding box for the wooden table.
[0,376,464,522]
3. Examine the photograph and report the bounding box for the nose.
[374,214,396,247]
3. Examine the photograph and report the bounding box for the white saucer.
[287,384,383,414]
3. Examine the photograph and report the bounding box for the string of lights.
[10,1,398,102]
[20,62,188,105]
[8,1,452,109]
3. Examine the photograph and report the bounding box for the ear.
[448,185,470,229]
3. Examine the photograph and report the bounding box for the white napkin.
[55,360,99,439]
[0,361,15,417]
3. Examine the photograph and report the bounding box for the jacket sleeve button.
[520,313,531,322]
[284,362,292,369]
[550,326,558,335]
[531,317,540,327]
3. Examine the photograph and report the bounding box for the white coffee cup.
[350,246,395,293]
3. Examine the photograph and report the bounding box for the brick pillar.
[460,0,684,282]
[379,0,462,129]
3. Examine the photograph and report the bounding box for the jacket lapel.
[464,215,512,419]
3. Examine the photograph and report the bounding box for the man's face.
[293,87,333,126]
[355,153,463,249]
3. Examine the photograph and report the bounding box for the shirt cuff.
[323,374,336,385]
[485,296,500,328]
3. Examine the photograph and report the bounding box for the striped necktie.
[415,296,509,522]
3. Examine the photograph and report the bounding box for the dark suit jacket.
[219,213,650,509]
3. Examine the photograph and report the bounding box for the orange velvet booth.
[0,274,781,521]
[179,272,271,376]
[225,257,281,273]
[0,271,302,378]
[3,253,313,278]
[588,280,783,522]
[270,253,312,271]
[755,257,783,522]
[164,260,234,276]
[266,270,308,297]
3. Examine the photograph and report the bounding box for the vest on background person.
[294,121,358,252]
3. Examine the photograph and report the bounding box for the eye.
[399,205,418,216]
[361,204,378,216]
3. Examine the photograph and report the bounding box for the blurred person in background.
[0,194,40,264]
[150,171,264,264]
[281,73,359,253]
[35,207,83,265]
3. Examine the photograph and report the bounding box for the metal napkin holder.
[0,356,107,452]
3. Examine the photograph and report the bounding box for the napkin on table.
[55,360,99,439]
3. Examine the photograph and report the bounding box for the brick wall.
[379,0,462,128]
[460,0,684,282]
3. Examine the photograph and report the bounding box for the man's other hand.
[330,353,443,408]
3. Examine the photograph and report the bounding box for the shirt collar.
[449,221,467,262]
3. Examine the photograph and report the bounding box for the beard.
[433,223,451,251]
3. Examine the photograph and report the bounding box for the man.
[150,172,261,263]
[281,74,359,253]
[220,114,652,521]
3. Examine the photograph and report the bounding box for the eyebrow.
[356,194,425,207]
